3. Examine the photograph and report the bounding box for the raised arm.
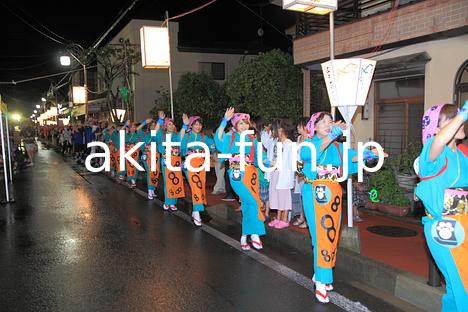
[137,118,153,131]
[429,101,468,161]
[179,113,190,141]
[217,107,234,141]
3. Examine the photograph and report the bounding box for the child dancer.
[159,113,188,211]
[181,116,215,226]
[215,107,269,251]
[103,125,116,177]
[415,101,468,311]
[138,112,164,200]
[124,121,142,188]
[292,117,309,229]
[300,112,382,303]
[267,119,295,229]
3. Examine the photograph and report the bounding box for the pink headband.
[306,112,322,136]
[231,113,250,132]
[189,116,201,128]
[422,104,444,144]
[163,118,174,130]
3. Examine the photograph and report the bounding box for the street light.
[33,110,37,113]
[41,97,46,102]
[36,104,41,109]
[60,44,88,120]
[283,0,337,14]
[11,113,22,122]
[60,56,71,66]
[283,0,338,116]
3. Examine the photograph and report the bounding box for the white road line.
[129,183,371,312]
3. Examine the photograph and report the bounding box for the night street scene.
[1,0,468,311]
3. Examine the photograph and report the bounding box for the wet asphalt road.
[0,147,420,312]
[0,148,346,312]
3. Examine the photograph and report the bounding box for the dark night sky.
[0,0,295,116]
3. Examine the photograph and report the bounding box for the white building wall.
[108,19,254,122]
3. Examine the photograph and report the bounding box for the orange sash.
[449,214,468,293]
[312,179,342,268]
[242,165,265,221]
[108,143,115,170]
[145,151,160,188]
[187,156,207,205]
[125,144,140,177]
[115,149,124,174]
[165,155,185,198]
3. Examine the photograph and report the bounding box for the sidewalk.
[183,171,431,278]
[155,170,442,311]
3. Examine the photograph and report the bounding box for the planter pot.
[366,202,410,217]
[395,173,418,191]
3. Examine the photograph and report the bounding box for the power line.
[0,53,54,58]
[12,2,70,43]
[162,0,218,26]
[91,0,140,49]
[0,59,53,71]
[0,2,65,45]
[0,66,97,85]
[232,0,292,43]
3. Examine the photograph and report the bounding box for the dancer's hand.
[182,114,189,126]
[459,100,468,121]
[224,107,235,121]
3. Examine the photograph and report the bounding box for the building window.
[454,59,468,107]
[374,77,424,156]
[361,0,419,18]
[199,62,225,80]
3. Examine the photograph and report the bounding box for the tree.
[225,49,303,122]
[173,72,227,129]
[149,87,171,118]
[94,39,140,123]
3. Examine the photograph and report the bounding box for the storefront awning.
[374,52,431,80]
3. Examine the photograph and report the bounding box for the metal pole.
[428,253,442,287]
[0,106,10,203]
[347,125,353,228]
[84,64,88,121]
[329,12,336,119]
[166,11,175,121]
[5,114,13,182]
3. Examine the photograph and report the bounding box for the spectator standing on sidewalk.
[267,119,295,230]
[292,117,309,229]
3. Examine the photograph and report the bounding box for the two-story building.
[81,19,258,122]
[286,0,467,155]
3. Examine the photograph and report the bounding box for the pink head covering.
[306,112,322,136]
[189,116,201,128]
[163,117,174,130]
[231,113,250,132]
[421,104,444,144]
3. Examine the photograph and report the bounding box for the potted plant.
[367,164,411,217]
[392,142,421,191]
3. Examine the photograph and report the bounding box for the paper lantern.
[140,26,170,68]
[73,86,87,104]
[321,59,376,107]
[110,109,126,123]
[283,0,337,15]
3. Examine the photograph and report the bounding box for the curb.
[205,203,443,312]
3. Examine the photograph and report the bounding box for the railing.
[296,0,422,37]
